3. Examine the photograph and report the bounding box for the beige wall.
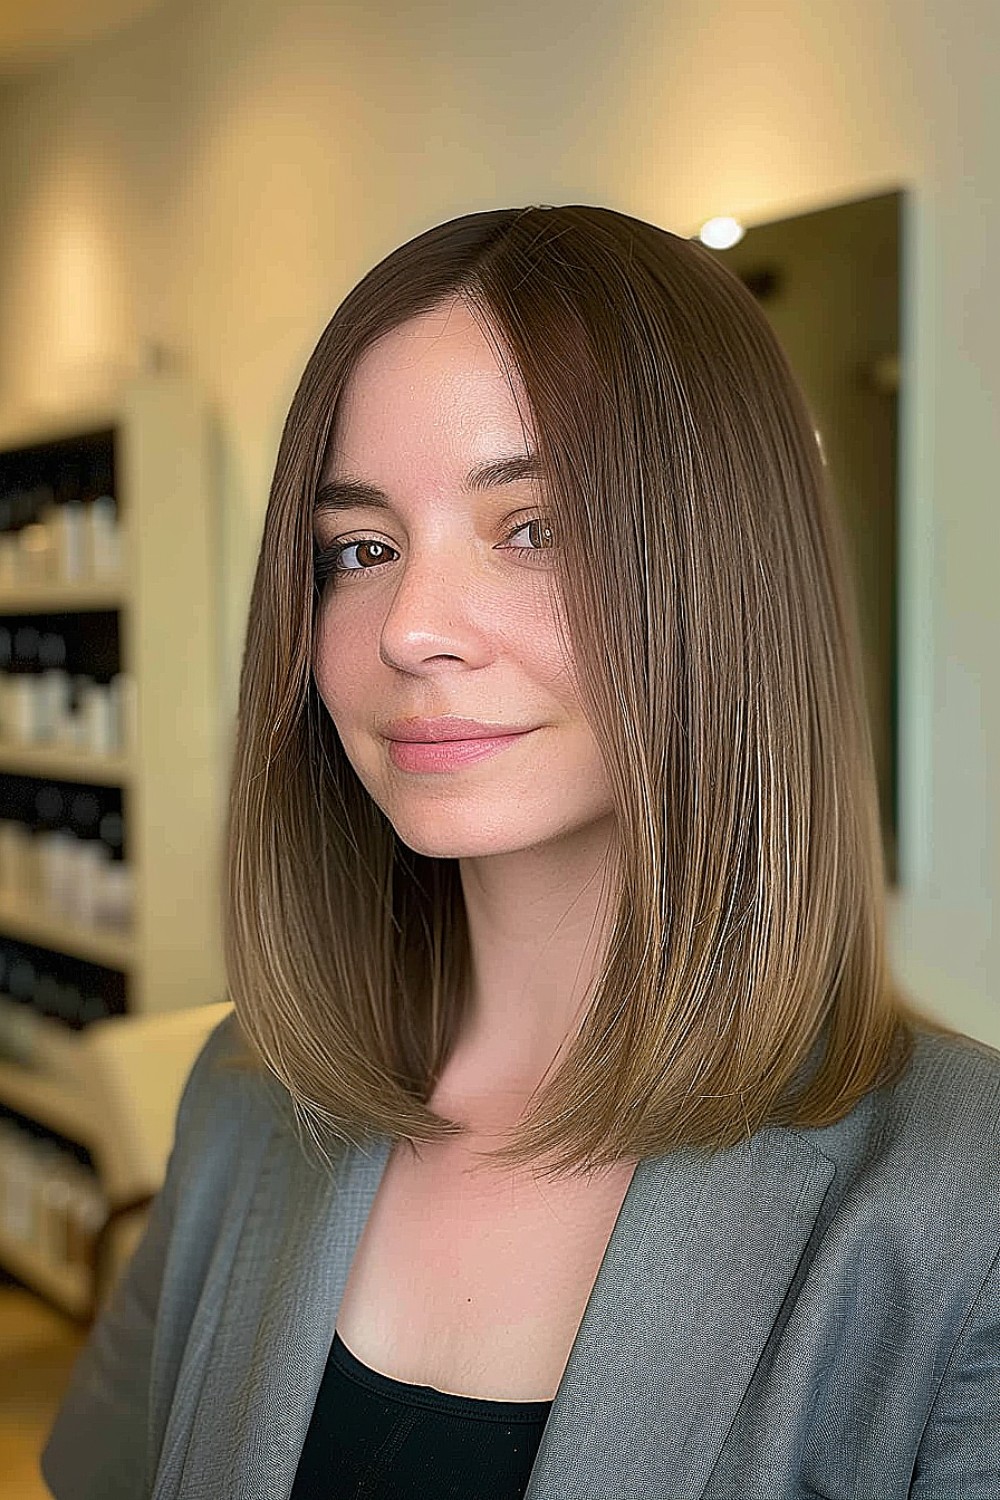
[0,0,996,1044]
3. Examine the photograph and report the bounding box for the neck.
[439,814,620,1105]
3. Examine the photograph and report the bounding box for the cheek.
[514,600,581,707]
[311,614,362,721]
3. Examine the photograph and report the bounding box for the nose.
[375,543,493,672]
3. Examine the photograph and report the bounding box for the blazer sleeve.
[38,1014,233,1500]
[909,1243,1000,1498]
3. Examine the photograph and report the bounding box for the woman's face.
[311,295,615,859]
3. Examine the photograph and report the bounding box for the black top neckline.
[331,1330,553,1423]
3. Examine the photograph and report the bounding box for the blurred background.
[0,0,995,1493]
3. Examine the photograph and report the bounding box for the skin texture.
[312,295,620,1121]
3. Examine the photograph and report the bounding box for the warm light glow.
[698,216,746,250]
[0,0,166,75]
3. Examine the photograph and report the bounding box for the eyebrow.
[313,453,543,516]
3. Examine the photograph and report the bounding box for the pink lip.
[387,731,534,773]
[382,716,533,743]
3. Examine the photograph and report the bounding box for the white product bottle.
[88,494,121,579]
[81,680,116,756]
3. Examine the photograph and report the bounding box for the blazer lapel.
[523,1124,836,1500]
[154,1118,394,1500]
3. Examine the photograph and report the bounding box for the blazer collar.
[153,1098,843,1500]
[524,1125,836,1498]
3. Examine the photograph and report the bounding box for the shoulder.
[881,1024,1000,1171]
[806,1024,1000,1274]
[169,1008,293,1170]
[809,1022,1000,1175]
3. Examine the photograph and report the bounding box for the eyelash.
[313,517,557,589]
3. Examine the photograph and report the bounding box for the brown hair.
[220,203,954,1179]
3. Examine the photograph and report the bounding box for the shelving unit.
[0,886,134,968]
[0,372,230,1319]
[0,1000,232,1317]
[0,741,131,786]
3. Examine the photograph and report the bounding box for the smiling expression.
[311,295,615,859]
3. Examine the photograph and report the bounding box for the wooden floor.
[0,1273,85,1500]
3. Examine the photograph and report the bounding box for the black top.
[289,1330,552,1499]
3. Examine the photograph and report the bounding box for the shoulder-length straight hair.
[221,203,952,1178]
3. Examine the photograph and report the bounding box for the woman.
[42,205,1000,1499]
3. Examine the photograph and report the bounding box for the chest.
[335,1136,637,1402]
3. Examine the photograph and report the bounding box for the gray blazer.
[40,1010,1000,1499]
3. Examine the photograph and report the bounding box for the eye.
[314,536,394,585]
[502,517,557,557]
[312,515,558,591]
